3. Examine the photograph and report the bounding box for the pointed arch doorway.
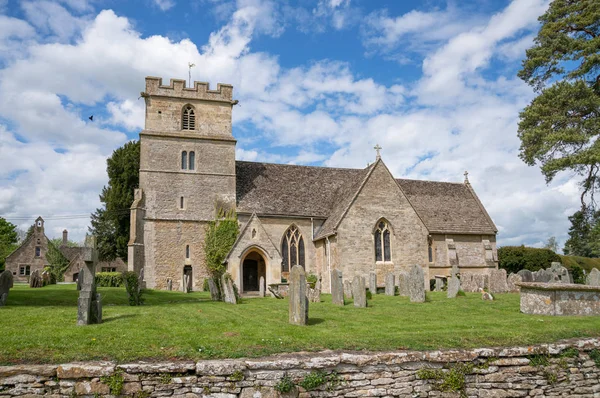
[241,249,267,294]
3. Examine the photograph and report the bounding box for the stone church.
[128,77,498,293]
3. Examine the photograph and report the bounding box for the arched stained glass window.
[182,105,195,130]
[282,225,305,272]
[374,220,392,262]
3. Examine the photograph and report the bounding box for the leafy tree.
[498,245,562,274]
[0,217,19,271]
[45,241,69,283]
[89,141,140,261]
[544,236,559,252]
[563,208,600,257]
[204,208,239,300]
[518,0,600,207]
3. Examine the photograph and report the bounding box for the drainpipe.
[326,236,331,293]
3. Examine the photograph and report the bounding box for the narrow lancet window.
[189,151,195,170]
[181,151,187,170]
[185,245,190,259]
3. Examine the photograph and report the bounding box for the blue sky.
[0,0,582,250]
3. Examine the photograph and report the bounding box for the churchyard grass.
[2,284,600,364]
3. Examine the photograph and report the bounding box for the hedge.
[95,272,123,287]
[559,255,600,273]
[498,246,561,274]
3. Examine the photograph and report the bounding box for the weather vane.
[188,62,196,87]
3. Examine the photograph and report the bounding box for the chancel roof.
[235,161,497,239]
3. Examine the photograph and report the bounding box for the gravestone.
[77,237,102,325]
[385,273,395,296]
[369,272,377,294]
[307,277,321,303]
[488,269,508,294]
[221,274,237,304]
[507,273,522,292]
[586,268,600,286]
[289,265,308,325]
[344,280,353,300]
[259,276,265,298]
[460,273,476,292]
[434,276,445,292]
[331,269,344,305]
[447,275,460,298]
[167,279,172,291]
[0,270,13,306]
[408,264,425,303]
[29,270,43,288]
[517,269,534,282]
[398,272,410,296]
[352,275,367,308]
[451,264,459,277]
[550,262,571,283]
[533,269,552,283]
[473,274,487,291]
[207,278,220,301]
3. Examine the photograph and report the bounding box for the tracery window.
[374,220,391,262]
[281,225,305,272]
[182,105,195,130]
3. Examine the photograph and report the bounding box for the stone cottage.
[128,76,499,294]
[5,220,126,282]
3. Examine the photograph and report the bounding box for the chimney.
[62,229,68,246]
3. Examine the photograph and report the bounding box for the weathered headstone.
[473,274,487,291]
[0,270,13,306]
[451,264,459,277]
[488,269,508,294]
[586,268,600,286]
[533,269,552,283]
[447,275,460,298]
[167,278,172,291]
[77,237,102,325]
[344,280,353,300]
[507,273,523,293]
[29,270,43,288]
[221,274,237,304]
[384,273,395,296]
[259,276,265,298]
[550,262,571,284]
[517,269,534,282]
[207,278,220,301]
[408,264,425,303]
[369,272,377,294]
[398,271,410,296]
[352,275,367,308]
[307,278,321,303]
[289,265,308,325]
[331,269,344,305]
[460,273,476,292]
[434,276,445,292]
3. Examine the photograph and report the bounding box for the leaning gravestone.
[344,280,353,300]
[398,271,410,296]
[507,273,523,292]
[586,268,600,287]
[207,278,220,301]
[447,275,460,298]
[77,237,102,325]
[221,274,237,304]
[289,265,308,326]
[0,270,13,306]
[385,273,395,296]
[29,270,43,288]
[517,269,534,282]
[369,272,377,294]
[408,264,425,303]
[259,276,265,298]
[331,269,344,306]
[488,269,508,294]
[352,275,367,308]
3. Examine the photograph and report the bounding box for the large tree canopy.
[89,141,140,261]
[518,0,600,206]
[0,217,18,271]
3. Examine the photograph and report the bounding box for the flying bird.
[89,115,94,121]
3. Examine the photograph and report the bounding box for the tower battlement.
[145,76,233,102]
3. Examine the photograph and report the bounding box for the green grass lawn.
[1,284,600,364]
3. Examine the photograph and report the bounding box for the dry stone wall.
[2,339,600,397]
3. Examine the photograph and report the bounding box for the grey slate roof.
[235,161,497,238]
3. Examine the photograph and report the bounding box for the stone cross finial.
[464,170,469,184]
[374,144,382,160]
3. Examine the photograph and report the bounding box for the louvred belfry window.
[375,220,392,262]
[182,105,195,130]
[281,225,305,272]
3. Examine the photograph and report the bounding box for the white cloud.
[153,0,175,11]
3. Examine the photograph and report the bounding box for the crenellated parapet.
[145,76,234,102]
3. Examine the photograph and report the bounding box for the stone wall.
[4,220,49,283]
[2,339,600,397]
[429,234,497,276]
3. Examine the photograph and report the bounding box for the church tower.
[128,77,237,291]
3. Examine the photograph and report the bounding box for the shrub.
[366,289,372,300]
[274,374,295,393]
[306,273,318,288]
[96,272,123,287]
[122,271,144,306]
[570,265,585,284]
[498,246,561,274]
